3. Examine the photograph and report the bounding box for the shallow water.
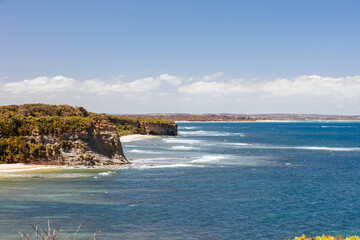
[1,122,360,239]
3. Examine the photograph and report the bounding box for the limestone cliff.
[0,104,178,166]
[27,123,129,166]
[143,122,178,135]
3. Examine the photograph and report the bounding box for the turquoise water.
[1,122,360,239]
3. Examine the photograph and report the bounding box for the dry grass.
[18,220,99,240]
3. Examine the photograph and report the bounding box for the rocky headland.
[0,104,177,166]
[121,113,360,122]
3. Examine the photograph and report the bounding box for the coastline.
[120,134,158,142]
[175,120,360,123]
[0,163,58,173]
[0,134,158,174]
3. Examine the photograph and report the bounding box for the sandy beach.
[120,134,157,142]
[0,163,57,173]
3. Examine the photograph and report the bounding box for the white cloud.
[202,72,224,81]
[157,74,182,85]
[4,74,360,99]
[256,75,360,97]
[4,76,75,94]
[179,75,360,98]
[2,73,360,114]
[179,79,248,94]
[3,74,183,95]
[157,92,169,97]
[81,77,160,94]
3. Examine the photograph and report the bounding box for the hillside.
[0,104,177,165]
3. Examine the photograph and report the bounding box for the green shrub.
[0,104,176,164]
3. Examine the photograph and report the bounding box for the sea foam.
[98,171,117,176]
[226,142,251,146]
[191,155,226,163]
[129,149,162,154]
[293,146,360,151]
[163,138,203,144]
[170,145,198,150]
[178,126,199,130]
[237,145,360,152]
[179,130,245,137]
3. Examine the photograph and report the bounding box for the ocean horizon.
[1,121,360,239]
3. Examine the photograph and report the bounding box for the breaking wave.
[97,171,117,176]
[231,144,360,152]
[170,145,199,150]
[225,142,251,146]
[129,149,162,154]
[178,126,199,130]
[293,146,360,151]
[137,163,204,169]
[163,138,203,144]
[179,130,245,137]
[191,155,226,163]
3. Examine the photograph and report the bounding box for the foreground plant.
[18,221,99,240]
[292,234,360,240]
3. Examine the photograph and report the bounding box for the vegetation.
[0,136,86,164]
[292,235,360,240]
[0,104,176,164]
[18,221,98,240]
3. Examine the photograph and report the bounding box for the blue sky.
[1,0,360,114]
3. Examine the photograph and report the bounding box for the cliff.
[31,123,128,166]
[0,104,178,166]
[143,122,177,135]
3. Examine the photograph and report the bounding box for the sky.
[1,0,360,114]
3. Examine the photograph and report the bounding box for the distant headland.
[120,113,360,122]
[0,104,177,166]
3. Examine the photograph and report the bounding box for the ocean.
[1,122,360,239]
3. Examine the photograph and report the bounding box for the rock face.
[36,122,177,166]
[32,123,129,166]
[0,104,179,166]
[143,122,178,136]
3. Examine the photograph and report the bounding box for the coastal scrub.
[0,104,177,164]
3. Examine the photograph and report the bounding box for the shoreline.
[0,163,58,173]
[0,134,157,174]
[120,134,158,142]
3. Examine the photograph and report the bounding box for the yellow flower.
[293,235,360,240]
[345,236,360,240]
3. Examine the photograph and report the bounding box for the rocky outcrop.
[29,123,129,166]
[143,122,177,136]
[0,104,178,166]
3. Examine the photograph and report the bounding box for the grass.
[18,221,99,240]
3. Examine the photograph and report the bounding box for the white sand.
[120,134,157,142]
[0,163,57,173]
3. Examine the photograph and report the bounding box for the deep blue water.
[1,122,360,239]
